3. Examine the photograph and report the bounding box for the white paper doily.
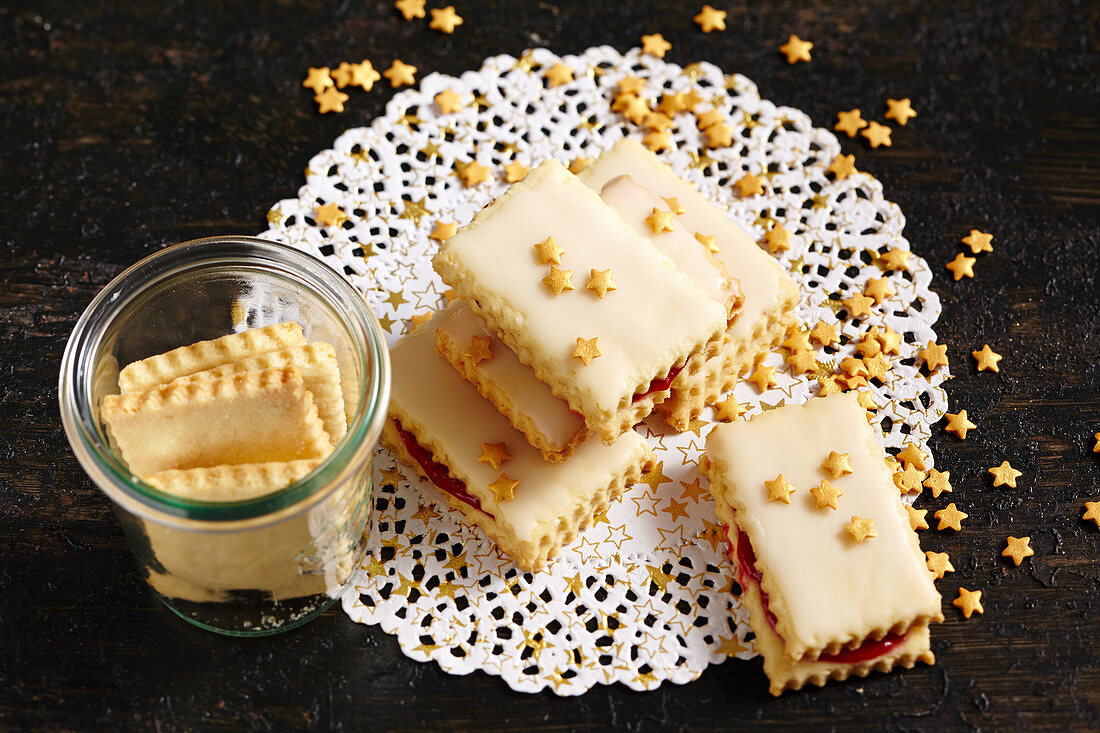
[259,46,949,695]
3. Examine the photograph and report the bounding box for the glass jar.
[59,236,390,636]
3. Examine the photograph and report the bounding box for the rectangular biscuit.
[432,159,728,443]
[580,139,800,428]
[145,459,323,502]
[433,302,590,462]
[703,393,942,695]
[102,367,333,478]
[117,322,306,393]
[169,343,347,443]
[382,308,655,572]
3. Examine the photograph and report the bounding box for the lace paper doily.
[259,46,949,695]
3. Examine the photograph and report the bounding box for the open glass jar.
[59,236,390,635]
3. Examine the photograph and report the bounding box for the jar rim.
[59,235,391,530]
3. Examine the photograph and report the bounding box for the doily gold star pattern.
[534,236,564,265]
[764,225,790,253]
[716,635,748,657]
[545,63,574,87]
[662,497,690,521]
[989,461,1022,488]
[543,265,575,295]
[479,442,512,470]
[646,564,674,592]
[303,66,333,93]
[695,232,719,253]
[679,478,709,503]
[504,160,530,183]
[465,334,493,367]
[946,252,976,280]
[429,221,457,242]
[713,395,747,422]
[765,474,796,504]
[861,121,892,148]
[821,451,853,479]
[406,313,432,333]
[411,503,441,523]
[641,33,672,58]
[905,504,929,531]
[645,207,674,234]
[1002,536,1034,566]
[944,410,976,439]
[315,87,349,114]
[349,60,382,91]
[779,34,813,64]
[897,443,928,472]
[384,60,417,87]
[572,337,602,365]
[694,5,727,32]
[397,197,430,226]
[315,202,348,228]
[884,98,917,126]
[845,516,876,543]
[925,550,954,579]
[828,153,857,180]
[935,503,968,531]
[1084,501,1100,528]
[919,341,949,372]
[961,229,994,253]
[456,160,491,187]
[586,269,616,298]
[488,474,518,503]
[429,5,463,33]
[972,344,1002,372]
[834,109,868,137]
[810,479,842,510]
[434,88,464,114]
[394,0,426,20]
[748,362,777,391]
[953,587,984,618]
[734,172,765,197]
[923,468,953,498]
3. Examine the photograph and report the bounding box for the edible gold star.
[782,329,811,352]
[315,87,349,114]
[572,337,602,365]
[989,460,1022,488]
[845,516,876,543]
[946,252,976,280]
[682,89,704,110]
[894,465,925,495]
[764,473,796,504]
[488,473,518,502]
[478,442,511,470]
[861,120,892,148]
[919,341,949,372]
[863,353,891,381]
[923,468,953,498]
[925,550,954,579]
[897,443,928,471]
[944,410,976,439]
[748,362,777,391]
[1002,536,1034,566]
[643,129,672,152]
[349,60,381,91]
[839,356,868,377]
[429,5,463,33]
[618,75,645,95]
[542,265,575,295]
[429,221,457,242]
[828,153,857,180]
[842,292,875,318]
[855,391,880,411]
[465,334,493,367]
[787,347,818,375]
[503,160,529,183]
[972,344,1003,372]
[810,321,839,347]
[779,34,813,64]
[864,277,894,305]
[1095,433,1100,453]
[641,33,672,58]
[818,374,844,395]
[764,225,791,254]
[695,232,719,253]
[821,451,854,479]
[962,229,994,254]
[456,160,490,187]
[953,587,983,618]
[434,88,464,114]
[662,197,685,216]
[694,4,727,32]
[618,95,651,125]
[884,97,917,126]
[383,60,417,87]
[879,247,911,272]
[534,236,564,265]
[810,479,842,510]
[734,172,765,197]
[1084,500,1100,527]
[394,0,426,20]
[906,504,929,531]
[545,62,574,87]
[935,503,967,531]
[586,268,616,298]
[645,207,674,234]
[703,123,733,148]
[315,202,347,228]
[303,66,333,93]
[656,91,686,115]
[643,111,674,131]
[834,109,868,138]
[713,395,747,422]
[331,61,356,88]
[696,109,724,130]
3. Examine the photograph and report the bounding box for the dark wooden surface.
[3,0,1098,729]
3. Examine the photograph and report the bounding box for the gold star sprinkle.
[897,443,928,471]
[734,172,765,197]
[810,321,839,347]
[953,587,984,618]
[349,60,382,91]
[643,129,673,152]
[465,335,492,367]
[919,341,949,372]
[782,329,811,352]
[315,202,347,228]
[572,337,601,365]
[617,76,645,96]
[935,503,968,531]
[568,158,592,174]
[764,226,791,254]
[534,236,564,265]
[488,474,518,502]
[429,221,457,242]
[696,109,725,130]
[694,4,727,32]
[846,516,876,543]
[331,62,356,88]
[1084,501,1100,528]
[821,451,853,479]
[748,363,777,391]
[810,479,842,510]
[478,442,511,470]
[662,197,685,215]
[457,160,491,187]
[303,66,333,93]
[842,292,875,319]
[394,0,426,20]
[315,87,349,114]
[1094,433,1099,453]
[862,120,893,148]
[658,91,689,116]
[828,153,857,180]
[1002,536,1034,566]
[962,229,994,254]
[989,461,1022,488]
[713,395,747,422]
[703,123,733,148]
[586,269,616,298]
[429,5,463,33]
[765,474,796,504]
[925,551,954,579]
[643,111,674,132]
[641,33,672,58]
[884,98,917,126]
[645,207,674,234]
[504,160,530,183]
[946,252,976,280]
[864,277,894,305]
[787,347,818,375]
[972,344,1003,372]
[779,34,813,64]
[879,247,911,271]
[544,62,574,87]
[695,232,719,253]
[834,109,868,137]
[894,464,925,495]
[383,60,417,87]
[542,265,575,295]
[434,88,464,114]
[619,95,651,125]
[906,504,929,531]
[944,410,976,439]
[923,468,953,498]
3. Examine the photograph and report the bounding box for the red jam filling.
[395,422,492,518]
[723,525,907,664]
[632,364,685,404]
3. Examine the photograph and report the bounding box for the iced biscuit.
[170,343,347,443]
[433,302,590,462]
[432,159,728,442]
[117,322,306,393]
[382,309,655,572]
[102,367,333,478]
[146,458,323,502]
[702,393,942,695]
[580,139,800,425]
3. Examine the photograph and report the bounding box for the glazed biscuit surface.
[705,393,942,660]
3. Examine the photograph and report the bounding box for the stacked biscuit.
[383,139,799,572]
